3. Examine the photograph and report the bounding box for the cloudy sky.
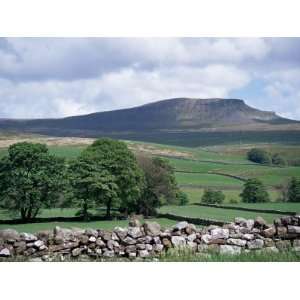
[0,37,300,120]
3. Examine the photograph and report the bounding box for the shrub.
[201,189,225,204]
[287,177,300,202]
[229,198,239,204]
[240,178,270,203]
[176,190,189,206]
[272,153,286,166]
[247,148,272,164]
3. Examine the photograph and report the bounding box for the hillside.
[1,98,300,146]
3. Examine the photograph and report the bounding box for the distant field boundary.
[0,215,127,225]
[157,213,228,226]
[194,203,297,216]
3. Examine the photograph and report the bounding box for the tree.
[272,153,286,166]
[247,148,272,165]
[135,155,181,216]
[176,190,189,206]
[68,156,119,220]
[240,178,270,203]
[0,142,66,221]
[201,189,225,204]
[82,138,145,216]
[287,177,300,202]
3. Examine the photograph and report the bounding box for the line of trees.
[0,139,188,221]
[201,177,300,204]
[247,148,286,166]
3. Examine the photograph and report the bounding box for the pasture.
[0,136,300,232]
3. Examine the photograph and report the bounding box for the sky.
[0,37,300,120]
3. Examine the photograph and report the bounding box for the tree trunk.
[83,200,89,221]
[106,201,111,219]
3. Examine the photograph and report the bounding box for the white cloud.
[0,64,250,118]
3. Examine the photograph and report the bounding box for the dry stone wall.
[1,215,300,261]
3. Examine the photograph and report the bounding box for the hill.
[1,98,300,146]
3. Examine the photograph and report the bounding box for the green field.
[0,139,300,233]
[0,217,177,233]
[180,187,281,204]
[159,205,284,223]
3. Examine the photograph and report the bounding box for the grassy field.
[158,205,285,223]
[181,187,281,204]
[0,217,177,233]
[0,138,300,234]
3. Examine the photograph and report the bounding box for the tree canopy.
[240,178,270,203]
[201,189,225,204]
[0,142,66,221]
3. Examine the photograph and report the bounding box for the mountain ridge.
[0,98,299,146]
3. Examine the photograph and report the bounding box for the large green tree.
[287,177,300,202]
[68,156,119,220]
[0,142,66,221]
[135,155,185,216]
[201,189,225,204]
[81,138,145,216]
[240,178,270,203]
[247,148,272,165]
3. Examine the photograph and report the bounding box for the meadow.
[0,138,300,233]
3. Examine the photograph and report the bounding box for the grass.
[2,249,300,262]
[159,249,300,262]
[175,172,243,188]
[158,205,284,223]
[0,218,177,233]
[181,187,281,204]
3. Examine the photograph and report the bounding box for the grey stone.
[123,236,137,245]
[128,252,137,258]
[247,239,264,250]
[128,227,143,239]
[72,248,82,257]
[227,238,247,247]
[201,234,212,244]
[96,238,106,247]
[243,233,254,240]
[174,221,189,231]
[153,236,161,244]
[20,232,38,242]
[153,244,164,252]
[33,240,44,248]
[234,217,247,225]
[263,227,276,238]
[136,243,146,250]
[111,232,119,241]
[287,225,300,234]
[187,233,197,242]
[0,229,19,241]
[145,244,153,251]
[185,224,197,235]
[0,248,11,257]
[107,240,119,250]
[103,250,115,257]
[125,245,137,253]
[88,236,96,243]
[145,236,153,243]
[255,216,267,228]
[95,248,102,256]
[220,245,241,255]
[129,218,141,227]
[171,236,186,247]
[85,229,98,237]
[210,228,229,240]
[139,250,150,258]
[79,235,89,245]
[144,221,161,236]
